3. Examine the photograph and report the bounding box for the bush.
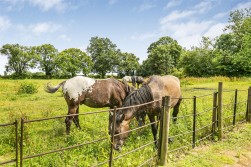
[17,82,38,94]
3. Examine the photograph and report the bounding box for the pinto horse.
[44,76,134,134]
[113,75,182,151]
[122,76,145,88]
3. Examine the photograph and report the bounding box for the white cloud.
[233,1,251,11]
[213,11,229,19]
[0,16,11,30]
[161,1,214,23]
[137,2,155,12]
[2,0,69,12]
[29,0,67,12]
[164,0,182,10]
[204,23,227,38]
[160,20,213,39]
[160,10,195,23]
[158,1,222,49]
[29,22,62,35]
[130,32,158,41]
[78,44,87,51]
[108,0,118,5]
[160,19,216,49]
[1,0,24,11]
[193,1,213,13]
[59,34,71,41]
[177,34,202,49]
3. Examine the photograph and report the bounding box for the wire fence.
[0,120,18,166]
[0,86,250,166]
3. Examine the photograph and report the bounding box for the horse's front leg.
[173,97,182,123]
[147,114,158,147]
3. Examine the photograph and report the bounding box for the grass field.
[0,77,250,166]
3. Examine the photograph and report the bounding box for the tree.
[56,48,92,77]
[214,8,251,76]
[232,27,251,76]
[214,34,236,76]
[225,8,251,39]
[117,52,140,77]
[0,44,37,76]
[141,36,182,76]
[33,44,58,78]
[147,36,182,65]
[179,48,215,77]
[86,37,119,78]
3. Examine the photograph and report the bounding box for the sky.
[0,0,251,75]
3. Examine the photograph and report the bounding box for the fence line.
[1,85,250,166]
[0,119,18,167]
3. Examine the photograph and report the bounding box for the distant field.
[0,77,250,166]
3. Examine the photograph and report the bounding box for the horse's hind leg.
[65,105,78,134]
[173,98,182,123]
[73,106,81,129]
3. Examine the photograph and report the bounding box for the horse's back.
[63,76,96,102]
[148,75,181,107]
[161,75,180,86]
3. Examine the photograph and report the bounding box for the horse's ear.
[119,113,125,122]
[116,112,124,123]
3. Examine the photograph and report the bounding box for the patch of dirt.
[224,149,251,167]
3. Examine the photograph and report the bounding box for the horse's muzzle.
[114,145,122,152]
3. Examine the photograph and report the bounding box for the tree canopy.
[87,37,119,78]
[56,48,92,77]
[117,52,140,77]
[33,44,58,78]
[0,44,37,76]
[140,36,182,76]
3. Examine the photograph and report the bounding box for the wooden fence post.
[217,82,223,141]
[192,96,197,148]
[15,119,18,167]
[109,107,117,167]
[247,87,251,122]
[158,97,165,158]
[233,89,238,126]
[20,118,24,167]
[159,96,171,166]
[212,92,218,138]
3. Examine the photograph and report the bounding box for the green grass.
[168,123,251,167]
[0,77,250,166]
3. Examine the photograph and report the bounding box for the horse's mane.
[122,84,153,107]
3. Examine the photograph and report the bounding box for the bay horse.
[122,76,145,88]
[44,76,135,134]
[113,75,182,151]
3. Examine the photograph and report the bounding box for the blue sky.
[0,0,251,75]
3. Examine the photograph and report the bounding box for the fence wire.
[0,87,249,166]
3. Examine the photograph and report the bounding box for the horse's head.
[137,76,145,84]
[113,109,131,151]
[109,104,136,151]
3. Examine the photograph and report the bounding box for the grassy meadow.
[0,77,250,166]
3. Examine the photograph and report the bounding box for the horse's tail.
[44,81,66,93]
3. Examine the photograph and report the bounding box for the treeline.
[1,8,250,79]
